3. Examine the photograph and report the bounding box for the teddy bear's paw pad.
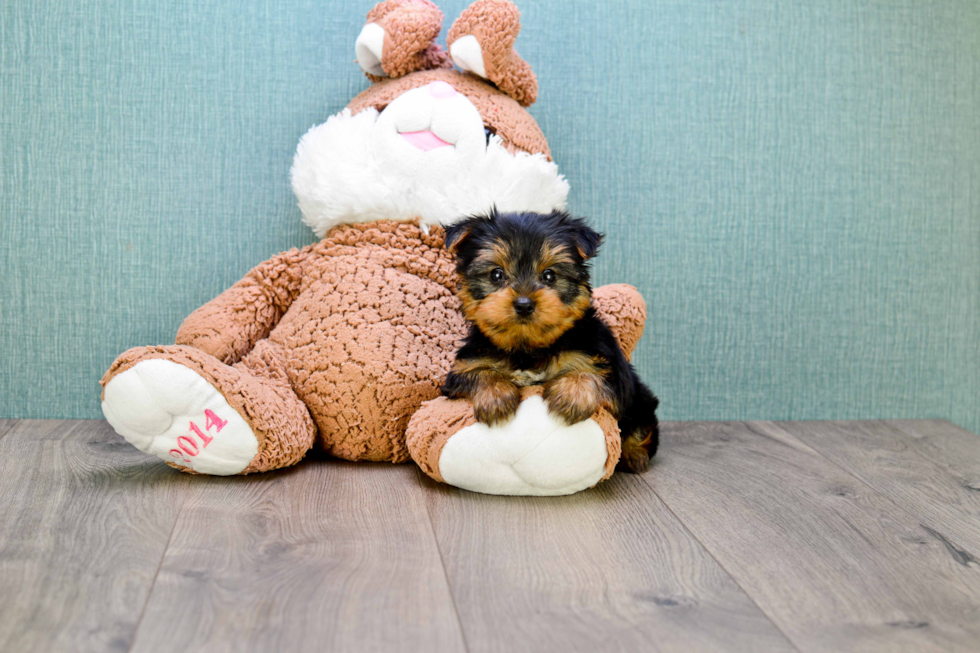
[356,23,387,77]
[449,35,487,78]
[437,396,608,496]
[101,359,258,475]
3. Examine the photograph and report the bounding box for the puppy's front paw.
[473,380,521,426]
[543,374,603,425]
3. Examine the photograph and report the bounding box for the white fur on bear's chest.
[290,99,569,239]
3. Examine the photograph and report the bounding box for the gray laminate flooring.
[1,418,978,652]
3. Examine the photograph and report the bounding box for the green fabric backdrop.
[2,0,978,433]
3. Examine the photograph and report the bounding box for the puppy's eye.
[541,269,557,285]
[490,268,506,284]
[484,126,496,145]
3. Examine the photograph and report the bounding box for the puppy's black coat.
[441,209,659,473]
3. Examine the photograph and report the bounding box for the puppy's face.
[446,210,603,351]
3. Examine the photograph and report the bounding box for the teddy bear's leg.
[101,341,315,475]
[407,387,621,496]
[356,0,452,80]
[405,284,648,495]
[447,0,538,106]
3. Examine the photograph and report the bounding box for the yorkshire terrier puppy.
[441,209,660,473]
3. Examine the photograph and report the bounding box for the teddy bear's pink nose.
[428,81,457,99]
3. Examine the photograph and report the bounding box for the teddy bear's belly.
[266,255,467,462]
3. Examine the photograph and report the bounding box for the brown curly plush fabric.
[405,388,478,483]
[591,284,647,362]
[100,1,650,489]
[102,221,466,470]
[101,342,316,474]
[364,0,452,82]
[405,285,641,485]
[447,0,538,106]
[180,221,466,464]
[348,69,551,160]
[101,216,646,478]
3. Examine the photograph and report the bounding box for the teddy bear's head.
[291,0,569,238]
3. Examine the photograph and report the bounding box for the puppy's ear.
[444,218,477,254]
[445,209,496,254]
[569,220,604,260]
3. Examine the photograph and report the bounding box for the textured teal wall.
[2,0,978,432]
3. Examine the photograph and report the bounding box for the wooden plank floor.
[1,419,978,652]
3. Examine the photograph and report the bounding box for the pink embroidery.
[177,435,199,457]
[189,421,213,446]
[170,449,191,464]
[205,409,227,433]
[169,410,229,466]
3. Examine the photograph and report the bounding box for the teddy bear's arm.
[591,284,647,361]
[175,245,312,365]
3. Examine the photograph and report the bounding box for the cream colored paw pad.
[101,359,258,475]
[438,396,608,496]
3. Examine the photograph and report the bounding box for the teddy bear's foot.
[102,358,259,475]
[448,0,538,106]
[407,389,621,496]
[357,0,452,81]
[101,343,316,475]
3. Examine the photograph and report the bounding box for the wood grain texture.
[0,420,192,653]
[889,420,980,494]
[0,420,16,440]
[782,420,980,555]
[8,419,980,653]
[647,421,980,652]
[422,469,796,653]
[130,459,465,653]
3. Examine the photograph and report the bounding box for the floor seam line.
[0,420,17,442]
[636,443,805,653]
[759,420,980,559]
[125,474,192,653]
[876,419,980,482]
[414,466,471,653]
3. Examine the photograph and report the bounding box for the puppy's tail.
[617,428,655,474]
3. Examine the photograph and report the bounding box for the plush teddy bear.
[100,0,649,496]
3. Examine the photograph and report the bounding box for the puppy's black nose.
[513,296,536,317]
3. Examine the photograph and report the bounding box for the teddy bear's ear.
[447,0,538,106]
[355,0,454,82]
